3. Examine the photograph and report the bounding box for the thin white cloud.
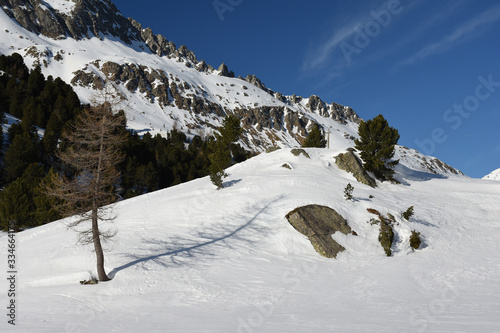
[302,21,363,72]
[401,4,500,66]
[301,0,419,79]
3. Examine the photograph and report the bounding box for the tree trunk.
[93,115,110,281]
[92,205,109,281]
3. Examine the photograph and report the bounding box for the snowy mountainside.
[0,0,465,177]
[483,168,500,180]
[0,0,360,151]
[0,148,498,332]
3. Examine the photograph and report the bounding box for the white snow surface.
[1,148,499,332]
[483,168,500,180]
[42,0,75,15]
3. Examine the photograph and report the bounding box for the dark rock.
[218,63,234,77]
[290,148,310,159]
[307,95,329,117]
[285,205,352,258]
[244,74,270,93]
[265,146,281,153]
[335,150,377,188]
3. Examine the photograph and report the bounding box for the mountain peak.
[0,0,363,151]
[483,168,500,180]
[0,0,142,43]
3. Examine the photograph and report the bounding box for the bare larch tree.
[46,100,126,281]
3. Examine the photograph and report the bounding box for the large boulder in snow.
[285,205,352,258]
[335,149,377,188]
[290,148,310,159]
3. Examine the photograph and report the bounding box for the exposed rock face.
[128,18,176,57]
[2,0,363,151]
[218,63,234,77]
[0,0,204,67]
[290,148,310,159]
[244,74,267,91]
[285,205,352,258]
[305,96,360,124]
[335,149,377,187]
[0,0,143,42]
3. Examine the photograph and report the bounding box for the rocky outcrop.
[128,18,176,57]
[335,149,377,187]
[0,0,143,42]
[243,74,268,91]
[307,95,329,118]
[290,148,310,159]
[218,63,234,77]
[285,205,352,258]
[0,0,206,68]
[305,95,360,124]
[2,0,365,152]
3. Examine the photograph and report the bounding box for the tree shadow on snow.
[411,217,438,228]
[392,164,446,186]
[108,196,283,278]
[223,179,242,188]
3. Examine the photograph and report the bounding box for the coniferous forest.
[0,53,249,231]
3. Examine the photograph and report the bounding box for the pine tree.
[344,183,354,201]
[0,178,32,231]
[303,124,326,148]
[33,169,61,226]
[0,163,45,231]
[45,100,127,281]
[208,114,242,189]
[4,129,40,182]
[354,114,400,181]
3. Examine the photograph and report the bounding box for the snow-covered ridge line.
[482,168,500,180]
[0,0,464,179]
[0,1,362,152]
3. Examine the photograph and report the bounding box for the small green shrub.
[409,229,421,250]
[344,183,354,201]
[402,206,414,220]
[378,220,394,256]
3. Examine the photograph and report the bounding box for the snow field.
[0,148,499,332]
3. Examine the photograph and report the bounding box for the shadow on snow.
[108,196,283,278]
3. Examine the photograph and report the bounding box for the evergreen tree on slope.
[354,114,400,181]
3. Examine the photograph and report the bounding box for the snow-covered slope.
[1,148,498,332]
[483,168,500,180]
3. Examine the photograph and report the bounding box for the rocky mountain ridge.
[1,0,362,149]
[0,0,464,177]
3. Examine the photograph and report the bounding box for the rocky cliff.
[1,0,360,151]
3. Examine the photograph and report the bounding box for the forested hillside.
[0,54,248,231]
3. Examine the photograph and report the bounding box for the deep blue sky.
[114,0,500,178]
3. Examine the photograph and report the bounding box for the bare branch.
[44,91,127,281]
